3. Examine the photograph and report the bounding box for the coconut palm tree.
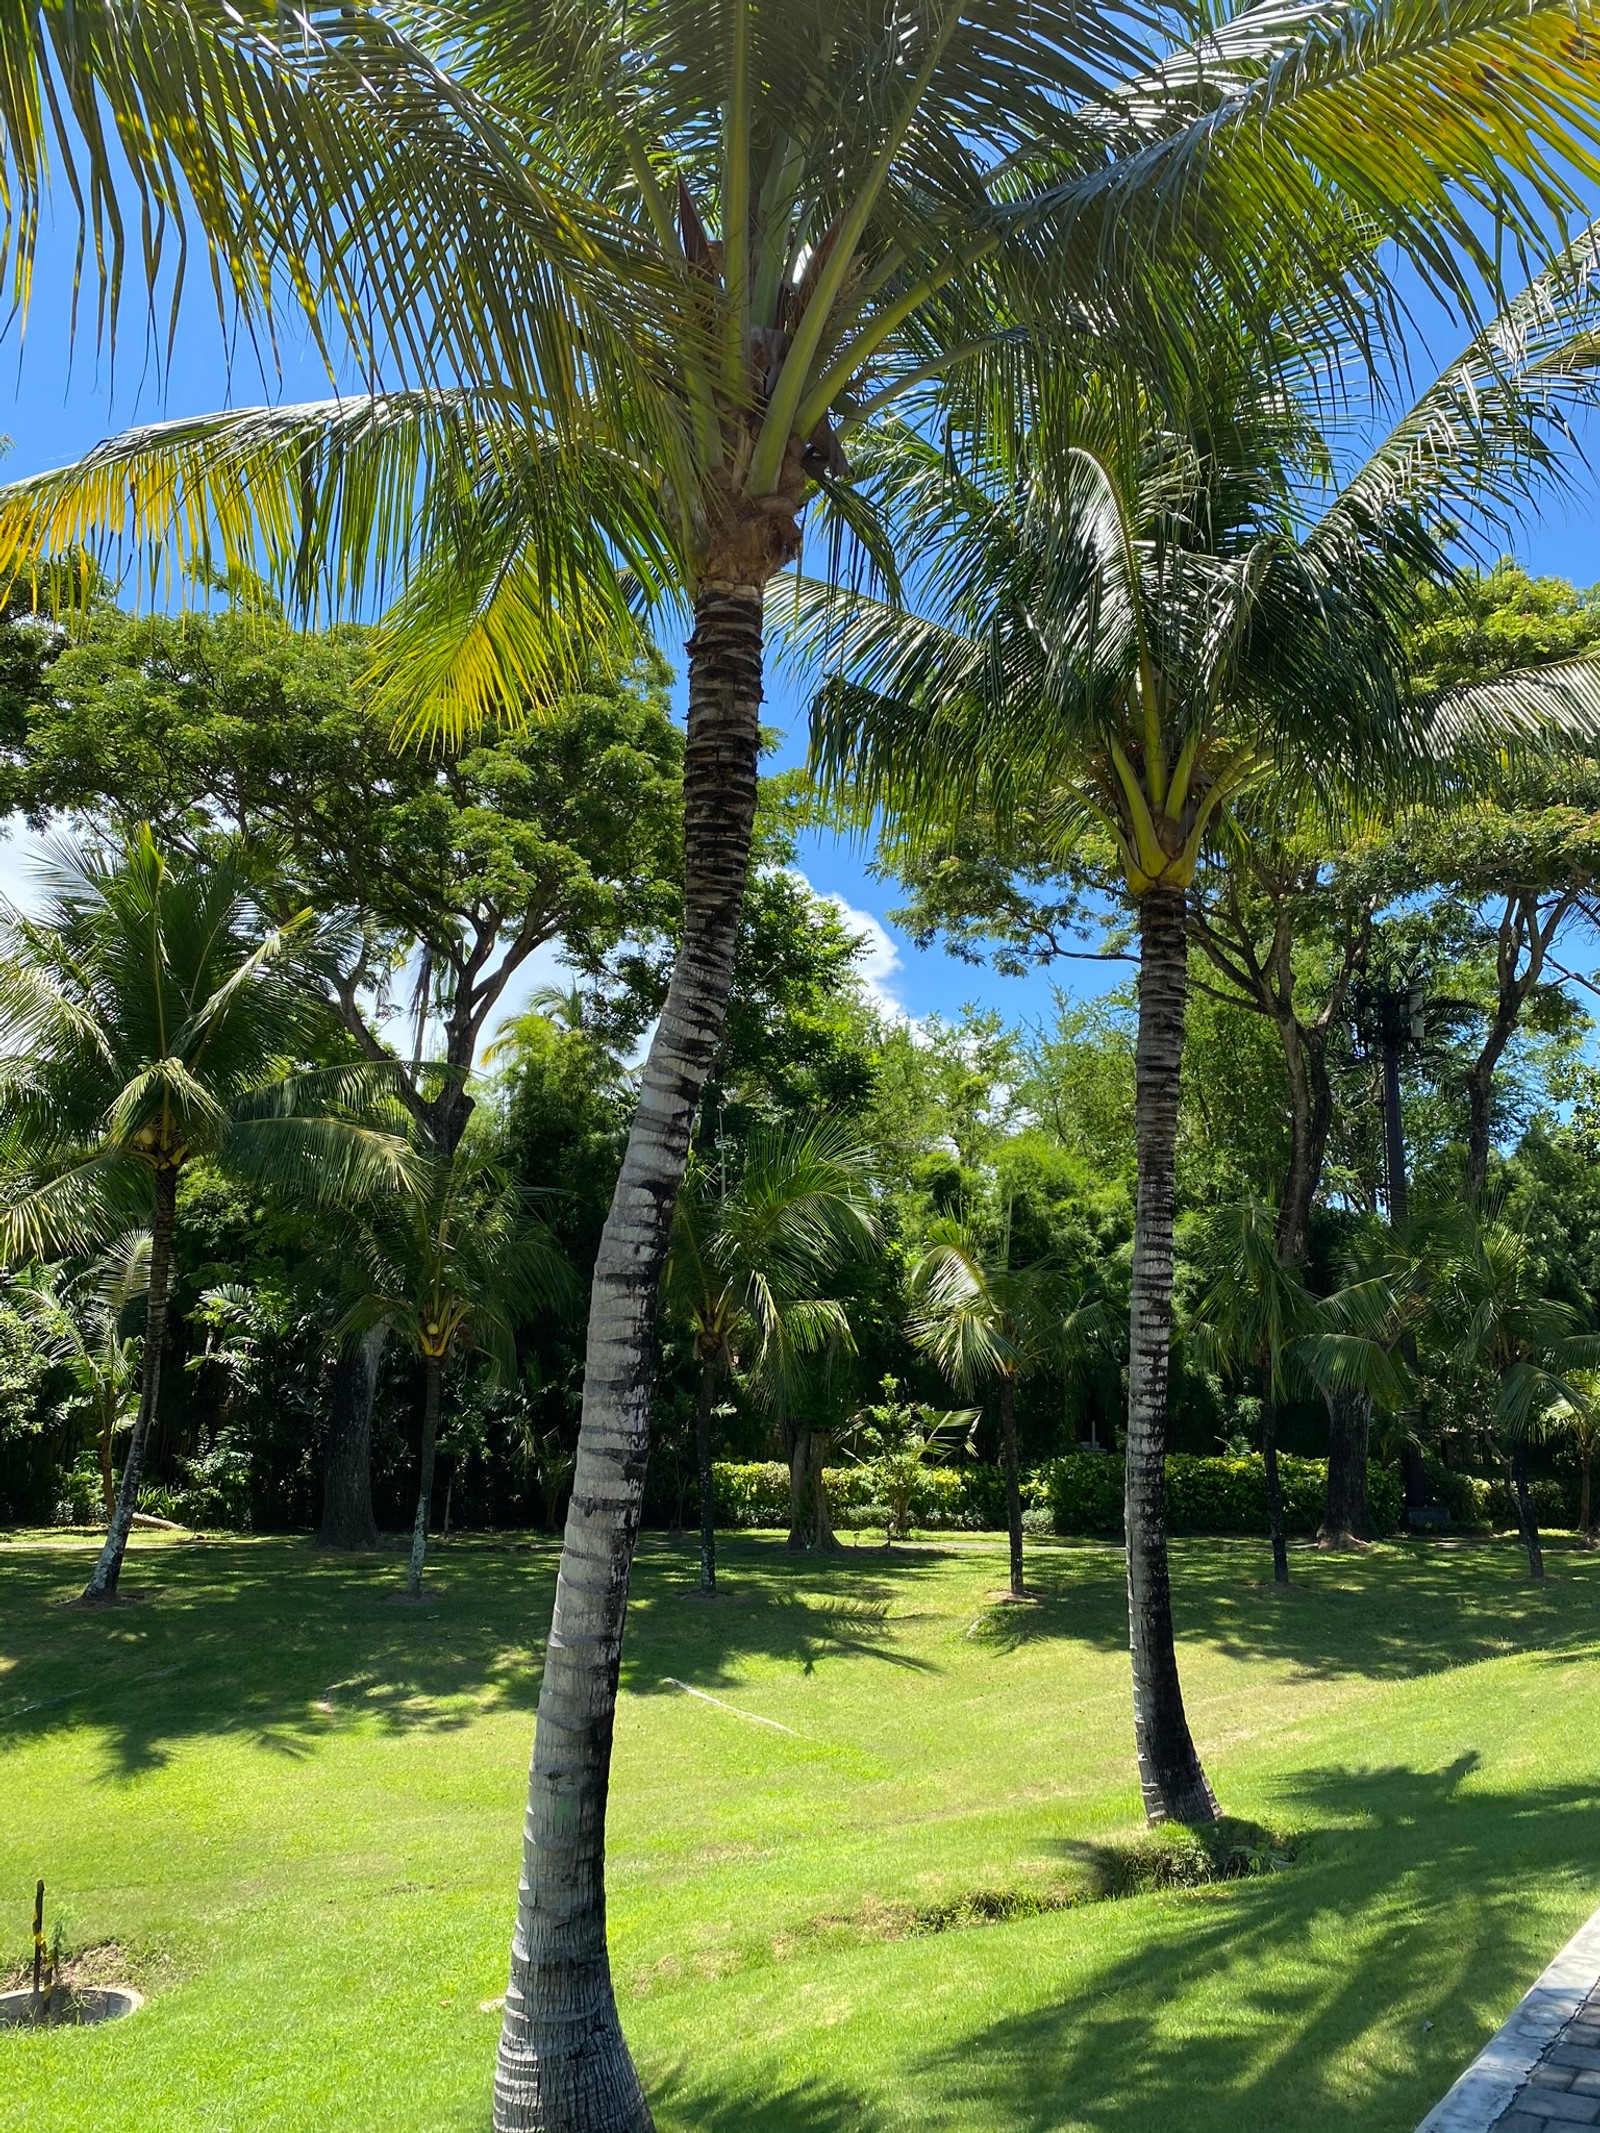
[341,1126,574,1596]
[14,3,1600,2114]
[1431,1218,1600,1580]
[667,1119,876,1595]
[908,1214,1112,1599]
[0,827,412,1602]
[11,1233,149,1520]
[802,245,1600,1823]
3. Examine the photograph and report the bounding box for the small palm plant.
[846,1378,977,1548]
[1432,1219,1600,1581]
[908,1215,1112,1599]
[341,1126,574,1597]
[0,828,414,1602]
[12,1233,150,1520]
[666,1119,876,1595]
[1190,1199,1326,1588]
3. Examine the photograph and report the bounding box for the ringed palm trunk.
[404,1352,444,1597]
[998,1375,1025,1599]
[1581,1445,1593,1549]
[97,1406,116,1522]
[694,1358,718,1596]
[1125,886,1218,1827]
[81,1165,178,1605]
[495,572,769,2133]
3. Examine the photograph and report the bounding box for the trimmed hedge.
[1035,1452,1402,1537]
[712,1452,1577,1538]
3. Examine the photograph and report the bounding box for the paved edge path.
[1418,1906,1600,2133]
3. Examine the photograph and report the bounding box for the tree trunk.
[1399,1439,1428,1529]
[694,1360,717,1596]
[1125,887,1218,1826]
[81,1167,178,1604]
[1318,1389,1373,1546]
[319,1322,385,1549]
[809,1434,840,1553]
[495,575,768,2133]
[1582,1447,1593,1548]
[97,1411,115,1523]
[1261,1367,1289,1588]
[999,1376,1025,1599]
[404,1354,443,1598]
[1511,1444,1544,1581]
[786,1424,811,1551]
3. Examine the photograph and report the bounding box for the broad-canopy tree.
[0,828,411,1601]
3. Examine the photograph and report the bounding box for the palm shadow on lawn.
[905,1753,1600,2133]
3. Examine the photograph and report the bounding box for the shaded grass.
[2,1527,1599,2130]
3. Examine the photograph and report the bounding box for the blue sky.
[2,224,1599,1035]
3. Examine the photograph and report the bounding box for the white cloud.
[784,868,906,1020]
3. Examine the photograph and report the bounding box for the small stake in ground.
[31,1880,45,2007]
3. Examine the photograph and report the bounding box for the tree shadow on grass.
[904,1754,1600,2133]
[0,1532,952,1777]
[971,1536,1600,1685]
[648,2064,876,2133]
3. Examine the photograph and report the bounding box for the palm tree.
[13,4,1600,2114]
[1432,1218,1600,1581]
[0,827,411,1602]
[1548,1374,1600,1549]
[11,1233,149,1520]
[342,1127,574,1597]
[667,1119,876,1595]
[802,245,1600,1823]
[1190,1198,1327,1587]
[908,1214,1110,1599]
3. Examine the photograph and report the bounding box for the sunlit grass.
[2,1527,1598,2131]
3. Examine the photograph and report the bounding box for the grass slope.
[2,1529,1598,2132]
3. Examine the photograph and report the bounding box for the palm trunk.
[1318,1389,1374,1547]
[694,1360,717,1596]
[1125,887,1218,1827]
[495,577,767,2133]
[81,1167,178,1604]
[809,1435,840,1554]
[1261,1366,1289,1587]
[786,1424,811,1551]
[319,1322,385,1548]
[1582,1447,1592,1548]
[999,1376,1025,1599]
[97,1409,115,1522]
[1511,1444,1544,1581]
[404,1354,443,1597]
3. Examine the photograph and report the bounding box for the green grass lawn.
[3,1527,1599,2132]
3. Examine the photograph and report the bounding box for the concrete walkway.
[1418,1909,1600,2133]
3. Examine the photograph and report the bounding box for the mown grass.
[3,1526,1599,2132]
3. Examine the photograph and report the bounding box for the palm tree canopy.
[667,1117,877,1396]
[338,1120,574,1380]
[0,826,413,1260]
[801,233,1600,900]
[907,1214,1113,1393]
[16,0,1600,731]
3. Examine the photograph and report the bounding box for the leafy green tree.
[667,1119,876,1594]
[11,1233,148,1519]
[342,1125,573,1596]
[0,828,410,1601]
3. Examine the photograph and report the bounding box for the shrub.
[1036,1452,1401,1537]
[711,1460,1001,1533]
